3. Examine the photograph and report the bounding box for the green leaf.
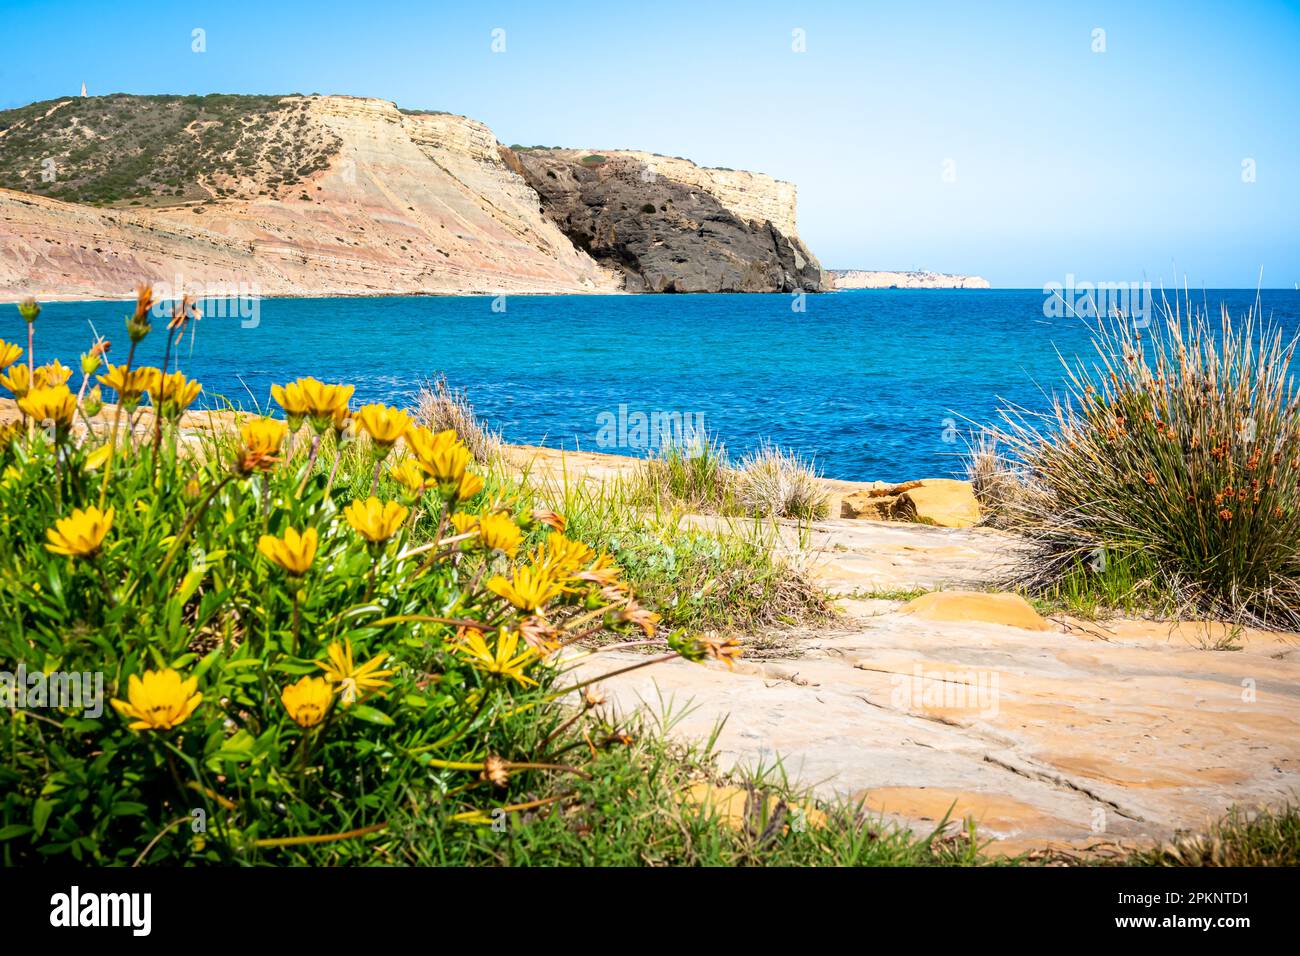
[32,798,56,836]
[348,705,394,726]
[0,824,34,841]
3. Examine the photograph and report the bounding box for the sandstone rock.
[840,478,980,528]
[682,782,826,831]
[841,491,901,520]
[901,479,981,528]
[900,590,1052,631]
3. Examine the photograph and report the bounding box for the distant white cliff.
[829,270,990,290]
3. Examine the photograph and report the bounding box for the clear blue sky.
[2,0,1297,287]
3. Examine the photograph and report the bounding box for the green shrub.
[0,291,711,864]
[995,298,1300,627]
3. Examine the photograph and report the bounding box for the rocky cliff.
[0,94,824,299]
[512,149,825,293]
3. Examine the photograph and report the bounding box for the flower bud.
[83,385,103,417]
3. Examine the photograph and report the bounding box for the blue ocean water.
[9,289,1300,482]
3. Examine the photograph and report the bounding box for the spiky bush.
[964,430,1040,528]
[413,374,501,464]
[995,298,1300,626]
[733,442,829,521]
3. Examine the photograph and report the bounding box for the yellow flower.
[456,471,485,501]
[83,443,113,471]
[97,364,152,410]
[487,564,564,612]
[236,416,288,473]
[317,639,394,706]
[534,532,595,578]
[258,526,318,576]
[146,370,202,420]
[45,506,114,557]
[355,404,410,449]
[0,422,22,451]
[1,363,31,399]
[388,458,428,497]
[301,378,353,432]
[18,385,77,430]
[34,359,72,388]
[404,425,453,465]
[467,512,524,556]
[281,675,332,728]
[454,628,538,687]
[0,340,22,371]
[331,403,352,438]
[110,668,202,731]
[448,512,477,536]
[271,379,310,430]
[406,425,471,489]
[344,497,408,543]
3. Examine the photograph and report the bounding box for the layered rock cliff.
[512,149,825,293]
[0,94,824,299]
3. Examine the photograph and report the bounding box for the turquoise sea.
[12,289,1300,482]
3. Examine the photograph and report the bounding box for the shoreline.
[9,286,1294,305]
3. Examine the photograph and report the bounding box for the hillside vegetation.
[0,93,341,206]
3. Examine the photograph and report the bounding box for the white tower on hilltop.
[80,82,87,97]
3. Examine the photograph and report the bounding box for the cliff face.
[0,96,619,299]
[513,149,825,293]
[0,95,825,300]
[830,270,990,290]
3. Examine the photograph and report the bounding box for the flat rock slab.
[572,607,1300,849]
[569,517,1300,850]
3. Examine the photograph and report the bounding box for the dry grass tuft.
[733,442,829,521]
[993,294,1300,628]
[413,374,501,463]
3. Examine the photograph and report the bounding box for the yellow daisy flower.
[454,628,538,687]
[1,363,32,399]
[534,532,596,577]
[110,668,202,731]
[487,564,564,612]
[0,339,23,371]
[34,359,72,388]
[388,457,428,497]
[281,675,332,728]
[146,370,202,420]
[355,403,411,449]
[317,639,394,706]
[258,526,318,576]
[271,379,311,431]
[236,416,288,473]
[18,385,77,430]
[343,497,408,543]
[45,506,114,558]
